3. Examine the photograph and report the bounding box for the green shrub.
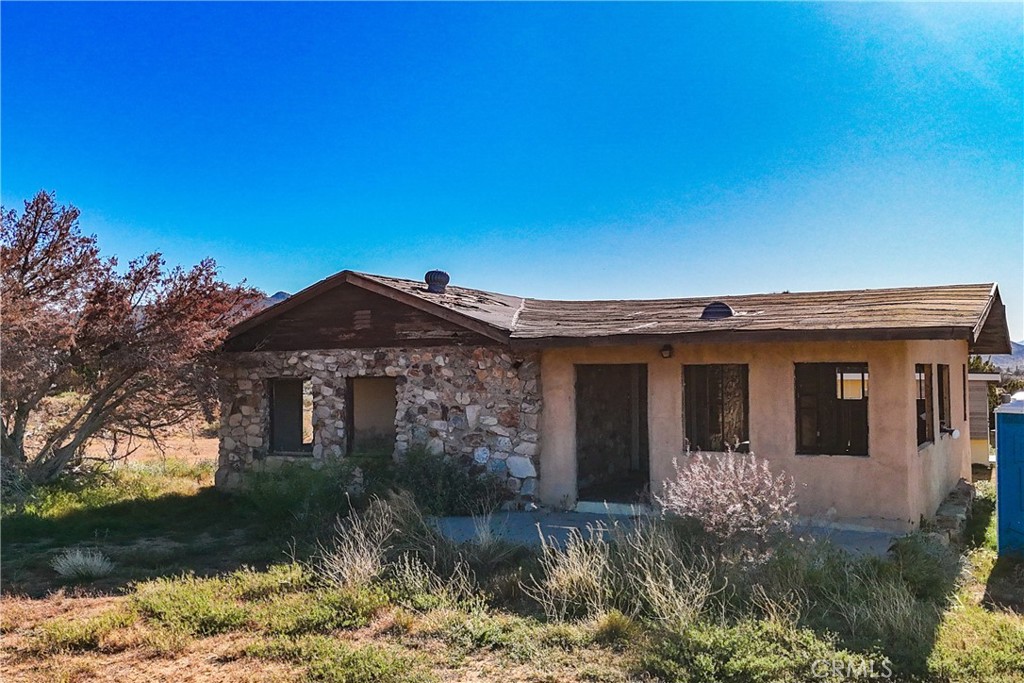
[538,622,592,650]
[421,609,540,661]
[133,573,249,636]
[735,538,948,676]
[391,448,508,516]
[929,603,1024,682]
[34,609,135,653]
[591,609,637,646]
[259,587,388,635]
[229,563,312,600]
[966,482,997,551]
[238,460,357,536]
[887,534,962,602]
[246,634,432,683]
[640,619,892,683]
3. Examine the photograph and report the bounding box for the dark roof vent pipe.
[700,301,736,320]
[424,270,450,294]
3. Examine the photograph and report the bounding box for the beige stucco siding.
[539,339,970,532]
[904,340,972,527]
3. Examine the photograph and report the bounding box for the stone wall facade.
[216,345,543,501]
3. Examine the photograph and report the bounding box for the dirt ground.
[84,434,219,466]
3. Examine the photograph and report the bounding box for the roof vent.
[700,301,735,321]
[424,270,450,294]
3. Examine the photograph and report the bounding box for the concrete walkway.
[434,510,898,556]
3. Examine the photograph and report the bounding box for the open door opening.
[346,377,397,455]
[575,364,649,503]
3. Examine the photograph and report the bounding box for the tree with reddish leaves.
[1,191,261,483]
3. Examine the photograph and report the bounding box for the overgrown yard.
[2,456,1022,683]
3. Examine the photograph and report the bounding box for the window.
[916,364,934,447]
[795,363,868,456]
[269,378,314,453]
[684,364,749,452]
[962,364,968,422]
[938,364,951,432]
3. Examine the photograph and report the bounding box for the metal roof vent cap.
[701,301,736,320]
[424,270,450,294]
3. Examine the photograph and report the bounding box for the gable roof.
[227,272,1011,353]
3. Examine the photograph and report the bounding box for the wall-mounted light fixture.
[660,344,674,359]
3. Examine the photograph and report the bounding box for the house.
[968,372,1001,466]
[216,270,1011,532]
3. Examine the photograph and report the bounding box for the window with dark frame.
[683,364,749,452]
[269,378,314,454]
[962,364,968,422]
[938,364,951,432]
[916,364,934,447]
[795,363,869,456]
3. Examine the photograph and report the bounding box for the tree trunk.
[27,443,83,484]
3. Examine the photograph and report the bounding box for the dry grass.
[4,445,1022,683]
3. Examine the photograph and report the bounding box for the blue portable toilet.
[995,393,1024,557]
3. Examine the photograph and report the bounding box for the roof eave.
[508,326,974,350]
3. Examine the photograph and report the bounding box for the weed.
[230,562,312,600]
[132,573,249,636]
[50,547,115,580]
[239,460,357,537]
[258,587,388,635]
[526,525,616,620]
[34,609,135,653]
[929,602,1024,682]
[640,618,892,683]
[140,624,193,656]
[591,609,636,646]
[246,634,433,683]
[392,447,508,516]
[387,553,479,612]
[314,497,394,590]
[420,608,541,661]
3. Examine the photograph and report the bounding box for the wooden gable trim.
[970,285,1011,354]
[226,270,510,346]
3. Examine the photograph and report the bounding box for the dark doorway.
[269,379,314,454]
[575,364,649,503]
[346,377,397,454]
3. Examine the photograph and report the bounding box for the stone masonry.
[216,346,542,500]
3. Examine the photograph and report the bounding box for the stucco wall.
[539,339,970,532]
[904,340,972,528]
[216,346,542,497]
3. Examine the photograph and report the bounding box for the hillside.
[985,340,1024,371]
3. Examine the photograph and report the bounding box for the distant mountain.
[260,291,291,309]
[985,341,1024,371]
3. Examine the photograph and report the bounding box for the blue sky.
[3,2,1022,338]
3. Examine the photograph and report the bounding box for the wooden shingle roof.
[228,272,1011,353]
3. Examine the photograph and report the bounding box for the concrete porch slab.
[433,510,899,556]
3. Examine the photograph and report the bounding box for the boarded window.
[795,363,869,456]
[270,378,314,453]
[346,377,397,454]
[683,364,749,452]
[916,364,934,447]
[938,364,951,431]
